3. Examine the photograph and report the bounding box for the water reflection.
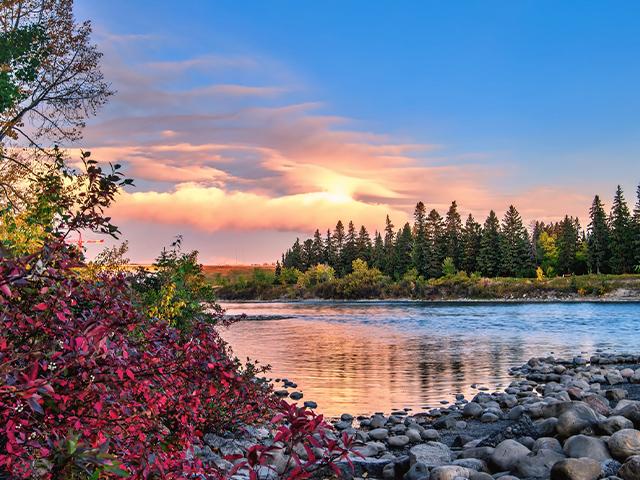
[219,301,640,416]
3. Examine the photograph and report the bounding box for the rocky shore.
[197,352,640,480]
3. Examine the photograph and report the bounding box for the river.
[219,301,640,417]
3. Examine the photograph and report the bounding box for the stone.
[452,458,487,472]
[408,442,452,468]
[339,457,393,479]
[601,458,622,477]
[515,448,566,478]
[303,401,317,409]
[533,437,563,454]
[457,447,494,462]
[609,429,640,461]
[406,428,422,443]
[403,461,429,480]
[556,403,599,438]
[468,473,493,480]
[563,434,611,461]
[599,416,635,435]
[480,412,499,423]
[389,435,410,448]
[369,428,389,441]
[536,417,559,436]
[289,391,303,400]
[584,394,612,416]
[429,465,471,480]
[490,439,531,472]
[421,429,441,441]
[371,415,387,429]
[463,402,484,418]
[550,457,602,480]
[619,455,640,480]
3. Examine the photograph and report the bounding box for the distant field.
[202,264,275,284]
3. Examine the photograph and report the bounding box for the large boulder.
[403,461,429,480]
[408,442,451,468]
[609,429,640,461]
[563,434,612,461]
[429,465,471,480]
[599,415,635,435]
[463,402,484,418]
[514,448,566,478]
[550,457,602,480]
[490,439,531,472]
[556,404,599,438]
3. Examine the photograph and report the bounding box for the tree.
[284,238,303,270]
[411,201,429,277]
[425,209,445,278]
[382,215,396,276]
[324,229,335,268]
[633,183,640,268]
[332,220,345,273]
[0,0,112,146]
[301,238,314,270]
[394,222,413,278]
[372,231,384,270]
[339,221,358,275]
[478,210,502,277]
[537,231,558,276]
[556,216,579,275]
[500,205,533,277]
[587,195,610,274]
[609,185,633,273]
[311,229,323,266]
[356,225,372,263]
[461,214,481,274]
[444,201,463,268]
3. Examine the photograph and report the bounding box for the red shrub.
[0,245,273,478]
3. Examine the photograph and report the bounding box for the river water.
[219,301,640,417]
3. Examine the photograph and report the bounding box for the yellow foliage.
[0,210,48,256]
[147,282,187,327]
[536,266,545,281]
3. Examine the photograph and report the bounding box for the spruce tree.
[478,210,502,277]
[340,221,358,275]
[587,195,610,274]
[500,205,533,277]
[444,201,463,268]
[556,216,579,275]
[394,222,413,278]
[311,229,323,266]
[634,184,640,269]
[461,213,482,274]
[609,185,633,273]
[302,238,314,270]
[411,202,429,277]
[356,225,373,263]
[383,215,396,276]
[426,209,445,278]
[332,220,346,274]
[372,231,385,270]
[324,229,335,269]
[287,238,304,270]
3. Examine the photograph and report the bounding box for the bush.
[297,264,335,288]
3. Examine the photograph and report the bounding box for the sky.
[74,1,640,264]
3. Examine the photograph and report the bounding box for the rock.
[429,465,471,480]
[490,439,531,472]
[550,457,602,480]
[615,402,640,427]
[622,368,635,378]
[303,401,317,409]
[389,435,410,448]
[458,447,494,462]
[563,434,612,461]
[607,370,626,385]
[534,437,564,454]
[403,461,429,480]
[619,455,640,480]
[601,458,623,477]
[452,458,488,472]
[421,429,441,441]
[536,417,559,436]
[289,391,303,400]
[382,462,395,480]
[584,394,612,416]
[408,442,452,468]
[480,412,499,423]
[609,429,640,461]
[433,413,463,430]
[406,428,422,443]
[468,473,493,480]
[370,428,389,441]
[339,457,393,479]
[556,404,599,438]
[515,448,566,478]
[463,402,484,418]
[371,415,387,429]
[599,416,635,435]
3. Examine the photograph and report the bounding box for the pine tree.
[609,185,633,274]
[311,229,323,266]
[587,195,610,274]
[411,202,429,277]
[302,238,314,270]
[287,238,303,270]
[500,205,533,277]
[425,209,445,278]
[332,220,346,274]
[274,260,282,282]
[383,215,396,276]
[444,201,463,268]
[356,225,372,263]
[324,229,335,269]
[372,231,385,270]
[478,210,502,277]
[394,222,413,278]
[556,216,579,274]
[340,221,358,275]
[461,214,482,274]
[633,184,640,269]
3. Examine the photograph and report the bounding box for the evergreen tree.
[478,210,502,277]
[556,216,579,274]
[411,201,429,277]
[425,209,445,278]
[609,185,633,273]
[324,229,335,269]
[444,201,463,268]
[394,222,413,278]
[356,225,373,263]
[461,214,482,274]
[311,229,324,266]
[340,221,358,275]
[372,231,385,270]
[285,238,303,270]
[587,195,610,274]
[500,205,533,277]
[382,215,396,276]
[301,238,314,270]
[633,184,640,269]
[332,220,346,274]
[274,260,282,282]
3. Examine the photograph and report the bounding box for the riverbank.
[217,352,640,480]
[215,273,640,302]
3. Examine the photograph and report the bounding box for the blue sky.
[75,1,640,263]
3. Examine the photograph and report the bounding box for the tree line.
[281,184,640,279]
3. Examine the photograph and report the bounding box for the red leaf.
[34,302,47,311]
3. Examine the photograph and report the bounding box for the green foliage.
[133,236,219,329]
[280,266,301,285]
[478,210,502,277]
[588,194,610,274]
[442,256,456,277]
[500,205,534,277]
[297,263,335,287]
[609,185,634,273]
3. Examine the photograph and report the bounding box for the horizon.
[75,1,640,263]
